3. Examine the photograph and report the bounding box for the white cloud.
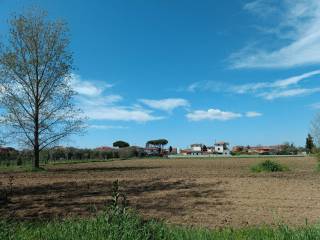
[71,73,164,122]
[186,109,242,121]
[245,111,262,117]
[139,98,189,111]
[259,88,320,100]
[85,106,163,122]
[231,0,320,69]
[70,73,112,96]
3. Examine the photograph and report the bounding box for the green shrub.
[251,160,288,172]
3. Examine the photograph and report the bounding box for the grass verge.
[1,209,320,240]
[251,160,288,173]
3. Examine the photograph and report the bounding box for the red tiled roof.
[96,146,113,151]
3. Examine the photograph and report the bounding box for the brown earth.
[1,157,320,228]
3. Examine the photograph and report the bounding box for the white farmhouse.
[189,144,203,155]
[191,144,202,152]
[214,142,230,155]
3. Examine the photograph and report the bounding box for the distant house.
[232,146,244,153]
[180,141,230,156]
[180,149,191,155]
[190,144,202,152]
[190,144,203,155]
[206,146,214,153]
[248,146,273,155]
[144,147,161,156]
[232,145,287,155]
[214,142,230,155]
[95,146,114,151]
[180,148,202,156]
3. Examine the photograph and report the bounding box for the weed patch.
[251,160,288,172]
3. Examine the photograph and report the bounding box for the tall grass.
[251,160,288,173]
[1,209,320,240]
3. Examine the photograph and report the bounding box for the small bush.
[251,160,288,172]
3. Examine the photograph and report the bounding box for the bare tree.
[0,9,84,169]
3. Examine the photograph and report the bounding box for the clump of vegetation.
[110,179,128,211]
[251,160,288,172]
[0,176,15,206]
[0,182,9,205]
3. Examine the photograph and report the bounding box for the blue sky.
[1,0,320,148]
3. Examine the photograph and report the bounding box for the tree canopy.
[113,140,130,148]
[146,139,168,148]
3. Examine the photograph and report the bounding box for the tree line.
[0,146,147,166]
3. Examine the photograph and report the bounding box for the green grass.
[251,160,288,173]
[1,209,320,240]
[0,159,114,172]
[0,164,34,172]
[48,159,113,165]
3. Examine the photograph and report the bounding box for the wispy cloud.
[309,102,320,109]
[89,125,128,130]
[186,81,227,93]
[76,95,123,106]
[231,0,320,69]
[245,111,262,117]
[272,70,320,88]
[259,88,320,100]
[139,98,189,112]
[243,0,277,18]
[186,70,320,100]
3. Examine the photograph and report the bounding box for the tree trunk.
[33,105,40,169]
[33,144,40,169]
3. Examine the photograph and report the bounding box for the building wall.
[214,145,224,153]
[191,146,202,152]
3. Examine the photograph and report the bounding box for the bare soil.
[1,157,320,228]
